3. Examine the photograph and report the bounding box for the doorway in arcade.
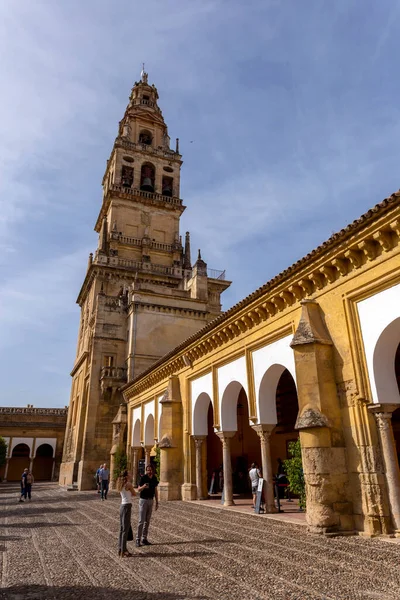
[391,343,400,467]
[269,369,300,477]
[206,389,259,496]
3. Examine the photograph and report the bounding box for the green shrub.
[113,448,127,481]
[284,439,306,510]
[153,445,161,480]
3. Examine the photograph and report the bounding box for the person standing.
[249,462,262,509]
[136,464,158,547]
[99,463,110,500]
[116,469,136,557]
[24,470,34,501]
[19,468,29,502]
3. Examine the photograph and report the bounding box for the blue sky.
[1,0,400,407]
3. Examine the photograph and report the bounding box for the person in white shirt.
[248,462,262,509]
[116,469,136,557]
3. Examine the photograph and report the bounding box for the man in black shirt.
[136,464,159,547]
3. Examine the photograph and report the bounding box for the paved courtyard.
[1,483,400,600]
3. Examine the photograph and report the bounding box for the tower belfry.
[60,72,231,489]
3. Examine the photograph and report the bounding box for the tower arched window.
[140,163,155,192]
[139,130,152,145]
[162,176,173,197]
[121,165,134,188]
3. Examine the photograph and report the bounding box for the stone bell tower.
[60,68,231,490]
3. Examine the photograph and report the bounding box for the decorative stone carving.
[295,408,331,430]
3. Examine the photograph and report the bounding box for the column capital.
[251,424,275,441]
[216,431,236,442]
[368,403,399,416]
[192,435,206,449]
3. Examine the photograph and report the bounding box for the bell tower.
[60,69,231,490]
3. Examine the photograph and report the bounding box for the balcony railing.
[110,232,176,253]
[100,366,127,381]
[0,407,68,416]
[207,269,226,280]
[108,184,183,207]
[116,137,180,160]
[94,252,182,278]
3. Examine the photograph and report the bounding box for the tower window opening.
[162,176,173,197]
[140,163,155,192]
[121,165,134,188]
[139,130,152,145]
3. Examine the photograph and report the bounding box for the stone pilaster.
[216,431,235,506]
[193,435,207,500]
[158,376,184,500]
[369,404,400,534]
[131,447,139,485]
[144,446,152,468]
[252,424,276,513]
[291,300,354,534]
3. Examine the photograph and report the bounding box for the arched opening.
[121,165,134,188]
[219,382,260,497]
[140,163,155,192]
[258,365,300,509]
[392,343,400,466]
[139,130,152,145]
[33,443,54,481]
[230,388,260,494]
[206,401,222,493]
[144,414,155,448]
[7,443,30,481]
[162,176,173,197]
[132,419,141,447]
[373,317,400,405]
[270,369,299,468]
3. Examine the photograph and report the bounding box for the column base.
[181,483,197,501]
[159,481,181,501]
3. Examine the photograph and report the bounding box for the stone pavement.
[1,483,400,600]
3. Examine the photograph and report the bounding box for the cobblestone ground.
[1,483,400,600]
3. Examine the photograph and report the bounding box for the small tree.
[113,448,127,482]
[284,439,306,510]
[0,437,7,472]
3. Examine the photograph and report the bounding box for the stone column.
[252,424,276,513]
[51,459,56,481]
[144,446,152,468]
[193,436,207,500]
[131,447,139,486]
[370,405,400,534]
[216,431,235,506]
[4,458,9,481]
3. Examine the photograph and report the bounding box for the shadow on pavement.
[0,506,74,516]
[4,522,75,529]
[0,585,208,600]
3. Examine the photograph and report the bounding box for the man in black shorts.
[136,464,159,546]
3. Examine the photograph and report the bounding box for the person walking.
[116,469,136,558]
[136,464,159,547]
[99,463,110,500]
[249,462,262,509]
[96,464,103,494]
[19,468,29,502]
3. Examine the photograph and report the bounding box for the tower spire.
[183,231,191,270]
[140,62,148,84]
